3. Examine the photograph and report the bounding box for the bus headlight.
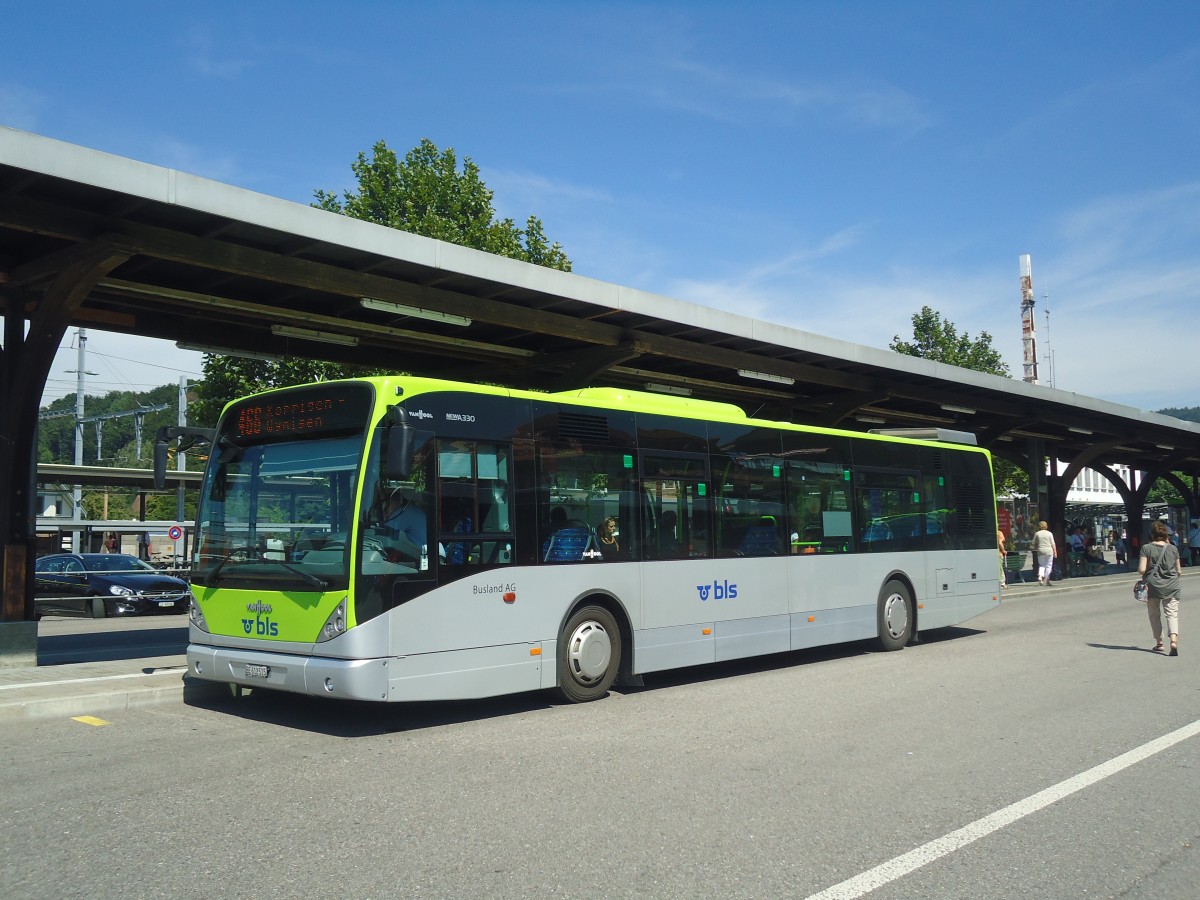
[317,598,348,642]
[188,597,209,633]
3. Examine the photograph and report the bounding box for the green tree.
[890,306,1025,496]
[192,138,572,424]
[314,139,571,270]
[889,306,1009,375]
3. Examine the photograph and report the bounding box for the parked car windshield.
[85,555,156,573]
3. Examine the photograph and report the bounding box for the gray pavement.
[0,565,1177,724]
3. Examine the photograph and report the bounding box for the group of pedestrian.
[1018,519,1182,656]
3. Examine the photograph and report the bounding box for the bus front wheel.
[877,579,912,651]
[557,605,621,703]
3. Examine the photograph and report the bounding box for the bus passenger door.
[637,452,715,668]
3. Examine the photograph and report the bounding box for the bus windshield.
[192,384,373,591]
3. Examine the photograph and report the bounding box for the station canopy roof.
[2,126,1198,477]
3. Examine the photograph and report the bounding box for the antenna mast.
[1019,254,1040,384]
[1042,299,1054,388]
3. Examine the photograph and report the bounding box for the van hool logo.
[410,409,433,420]
[246,602,273,613]
[696,579,738,601]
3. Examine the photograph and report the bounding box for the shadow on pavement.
[37,625,188,665]
[183,626,987,737]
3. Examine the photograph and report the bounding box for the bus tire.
[557,605,621,703]
[877,579,912,651]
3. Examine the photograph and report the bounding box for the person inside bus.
[597,516,622,561]
[658,510,682,558]
[442,498,473,566]
[381,484,427,565]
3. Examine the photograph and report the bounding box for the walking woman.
[1032,520,1057,585]
[1140,520,1182,655]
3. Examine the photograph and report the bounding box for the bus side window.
[537,444,636,563]
[713,454,785,557]
[436,440,513,568]
[855,472,921,553]
[786,459,853,554]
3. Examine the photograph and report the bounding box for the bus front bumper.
[188,644,391,702]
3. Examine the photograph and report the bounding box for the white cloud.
[666,60,935,133]
[488,169,616,216]
[183,26,255,79]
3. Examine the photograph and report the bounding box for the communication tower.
[1019,254,1039,384]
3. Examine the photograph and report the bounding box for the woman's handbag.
[1137,544,1175,601]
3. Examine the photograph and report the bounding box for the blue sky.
[6,1,1199,412]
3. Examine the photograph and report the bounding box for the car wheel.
[90,594,108,619]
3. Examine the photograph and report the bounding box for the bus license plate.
[244,663,270,679]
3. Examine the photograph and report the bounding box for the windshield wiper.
[273,559,330,590]
[204,547,329,590]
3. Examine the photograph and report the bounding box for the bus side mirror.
[153,439,169,490]
[386,422,415,480]
[153,425,216,490]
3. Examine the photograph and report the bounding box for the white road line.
[0,667,186,691]
[806,718,1200,900]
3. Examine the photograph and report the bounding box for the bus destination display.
[230,387,370,440]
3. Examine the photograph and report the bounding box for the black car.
[34,553,192,618]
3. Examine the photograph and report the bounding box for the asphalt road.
[3,579,1198,899]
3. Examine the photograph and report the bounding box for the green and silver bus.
[162,376,999,703]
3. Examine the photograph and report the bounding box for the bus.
[157,376,999,704]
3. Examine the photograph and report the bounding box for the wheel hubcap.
[566,620,612,684]
[883,592,909,639]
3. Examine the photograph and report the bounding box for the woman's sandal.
[1169,640,1178,657]
[1154,642,1165,652]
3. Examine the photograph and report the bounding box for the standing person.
[997,528,1008,587]
[1031,520,1057,585]
[1139,520,1182,655]
[1189,519,1200,568]
[1114,533,1128,569]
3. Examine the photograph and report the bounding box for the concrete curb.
[0,670,229,724]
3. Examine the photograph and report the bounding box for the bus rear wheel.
[557,605,621,703]
[877,579,912,651]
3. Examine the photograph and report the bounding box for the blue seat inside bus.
[862,520,892,543]
[738,519,783,556]
[543,526,594,562]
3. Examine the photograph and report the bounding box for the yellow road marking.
[71,715,111,727]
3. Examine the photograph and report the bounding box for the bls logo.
[696,579,737,601]
[241,617,280,636]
